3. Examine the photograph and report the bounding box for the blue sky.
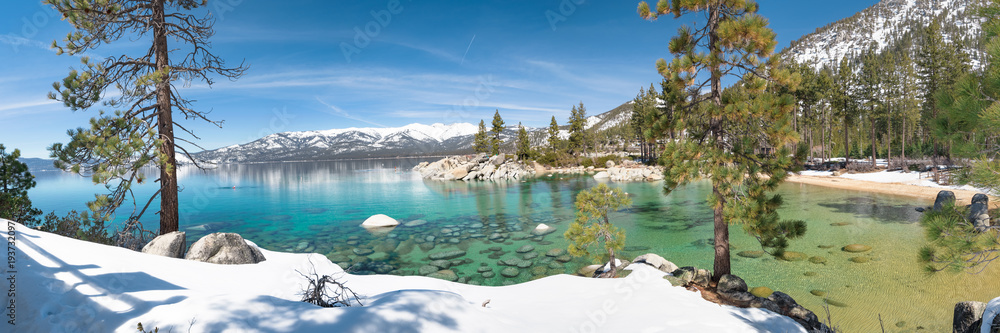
[0,0,879,158]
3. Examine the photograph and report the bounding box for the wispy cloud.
[314,96,387,128]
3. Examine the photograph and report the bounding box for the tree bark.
[871,114,876,166]
[153,0,179,234]
[707,3,730,281]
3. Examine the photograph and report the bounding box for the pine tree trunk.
[153,0,179,234]
[712,183,729,281]
[902,116,907,161]
[844,118,850,164]
[870,115,876,166]
[707,3,729,282]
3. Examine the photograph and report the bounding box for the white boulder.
[632,253,679,273]
[361,214,399,228]
[141,231,187,259]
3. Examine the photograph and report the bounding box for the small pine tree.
[0,144,42,225]
[473,120,489,153]
[490,110,505,155]
[548,116,562,152]
[516,123,532,160]
[564,184,631,278]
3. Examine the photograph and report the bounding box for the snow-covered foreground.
[798,169,989,194]
[6,220,807,332]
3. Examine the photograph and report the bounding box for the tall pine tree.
[516,122,532,160]
[639,0,804,280]
[46,0,247,235]
[490,110,505,155]
[473,120,489,153]
[568,102,588,156]
[548,116,562,152]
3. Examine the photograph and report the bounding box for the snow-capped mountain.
[195,123,480,163]
[194,102,637,164]
[782,0,985,70]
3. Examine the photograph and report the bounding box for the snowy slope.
[8,221,807,332]
[783,0,985,70]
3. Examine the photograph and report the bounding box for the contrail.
[314,96,387,128]
[460,34,476,65]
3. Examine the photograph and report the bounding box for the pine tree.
[567,102,588,156]
[639,0,805,280]
[564,183,631,278]
[0,145,42,226]
[516,122,532,160]
[918,0,1000,274]
[916,17,971,159]
[473,120,489,153]
[832,56,859,163]
[45,0,247,235]
[547,116,562,152]
[490,110,504,155]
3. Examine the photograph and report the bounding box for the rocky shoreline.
[413,153,539,181]
[414,153,665,182]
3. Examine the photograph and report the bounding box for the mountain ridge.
[193,102,634,164]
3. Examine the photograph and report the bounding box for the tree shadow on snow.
[19,235,187,331]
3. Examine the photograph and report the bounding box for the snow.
[8,220,807,332]
[796,169,990,193]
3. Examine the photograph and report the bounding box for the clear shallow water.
[27,159,1000,332]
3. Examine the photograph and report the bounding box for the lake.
[26,158,1000,332]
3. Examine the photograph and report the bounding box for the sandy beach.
[787,173,999,207]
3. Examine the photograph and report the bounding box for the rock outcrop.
[599,166,664,182]
[141,231,186,258]
[414,154,535,181]
[186,233,266,264]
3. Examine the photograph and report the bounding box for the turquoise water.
[26,159,1000,332]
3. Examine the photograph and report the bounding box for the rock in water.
[427,270,459,282]
[593,171,610,180]
[142,231,186,258]
[516,245,535,253]
[750,286,773,298]
[428,250,467,260]
[736,250,765,258]
[934,190,956,211]
[361,214,399,228]
[186,233,265,264]
[954,301,987,333]
[532,223,554,236]
[842,244,872,253]
[969,193,991,231]
[500,267,520,278]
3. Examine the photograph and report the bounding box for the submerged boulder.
[141,231,186,259]
[186,233,265,264]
